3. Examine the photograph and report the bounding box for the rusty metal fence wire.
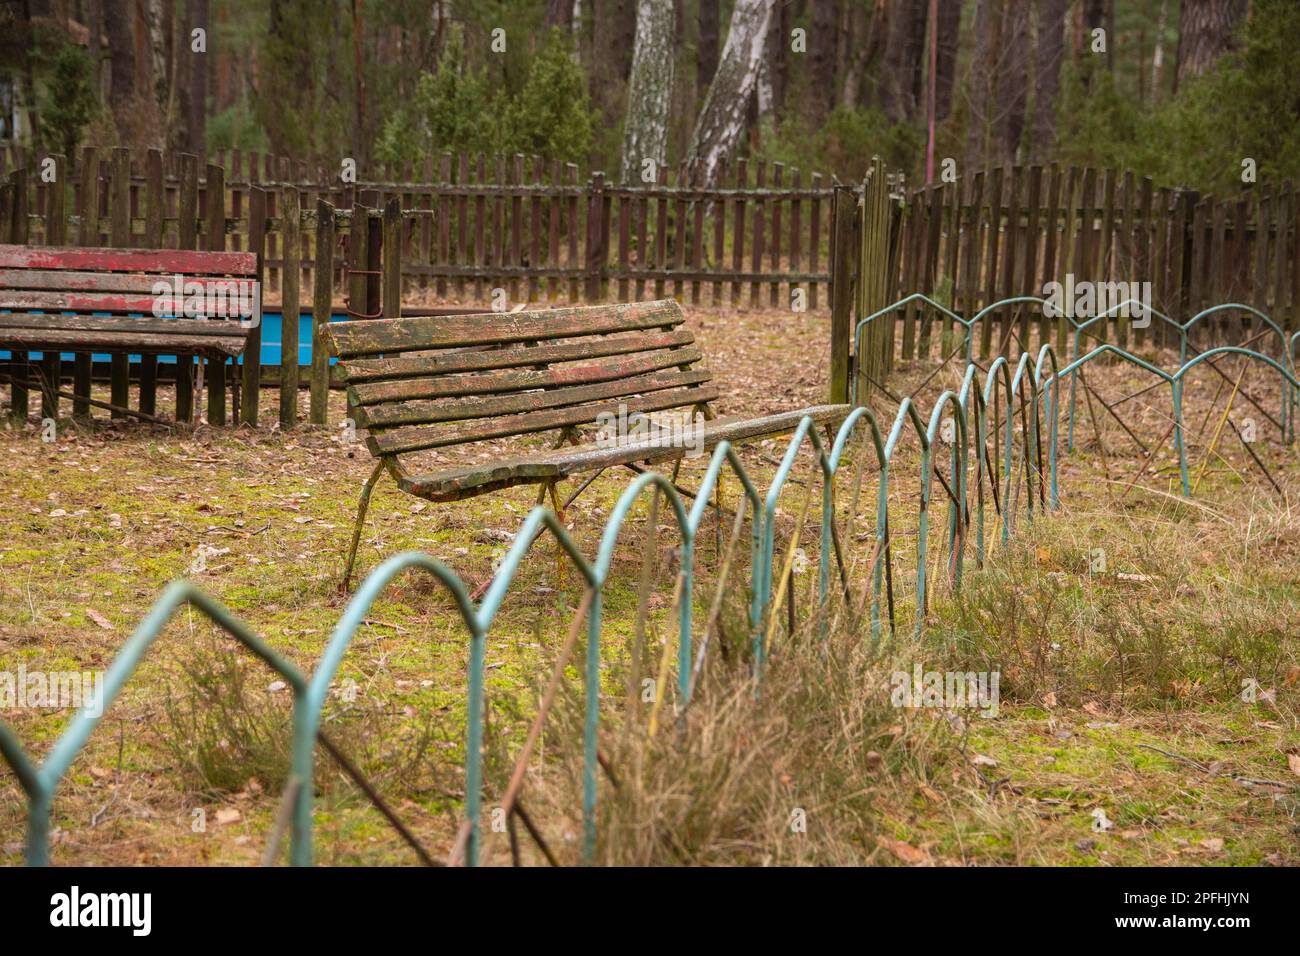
[4,296,1297,868]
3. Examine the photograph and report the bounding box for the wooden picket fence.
[0,145,839,429]
[879,164,1300,366]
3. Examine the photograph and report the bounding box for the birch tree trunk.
[685,0,774,189]
[620,0,675,184]
[1150,0,1168,102]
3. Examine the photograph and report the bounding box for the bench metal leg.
[343,460,387,591]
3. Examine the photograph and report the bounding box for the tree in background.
[41,43,97,160]
[1175,0,1247,93]
[1031,0,1067,162]
[685,0,774,188]
[620,0,675,184]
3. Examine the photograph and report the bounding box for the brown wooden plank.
[326,299,684,357]
[372,383,722,456]
[750,161,765,307]
[617,191,631,302]
[205,161,227,426]
[808,172,822,309]
[547,158,561,301]
[0,311,250,337]
[0,244,256,275]
[0,328,247,354]
[0,288,255,315]
[351,346,704,406]
[279,185,301,428]
[400,404,851,500]
[310,198,335,425]
[731,159,746,306]
[340,328,696,383]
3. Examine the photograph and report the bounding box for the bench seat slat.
[1,289,254,317]
[370,384,723,455]
[0,327,247,355]
[0,245,257,276]
[0,312,250,337]
[339,329,696,383]
[350,346,703,406]
[397,405,853,500]
[326,299,683,358]
[357,367,713,430]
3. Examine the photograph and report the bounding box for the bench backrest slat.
[339,328,696,383]
[327,300,684,357]
[350,345,703,406]
[323,299,716,463]
[0,245,257,276]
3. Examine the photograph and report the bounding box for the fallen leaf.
[1200,837,1224,853]
[971,754,998,768]
[878,838,930,865]
[214,808,241,826]
[1043,691,1057,708]
[1287,753,1300,777]
[86,609,114,631]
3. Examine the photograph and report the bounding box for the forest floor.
[0,302,1297,866]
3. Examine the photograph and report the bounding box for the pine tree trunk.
[994,0,1028,164]
[964,0,996,169]
[934,0,961,121]
[1174,0,1246,92]
[187,0,207,157]
[545,0,576,30]
[810,0,838,119]
[1031,0,1066,161]
[880,0,928,123]
[685,0,774,188]
[620,0,675,184]
[105,0,136,118]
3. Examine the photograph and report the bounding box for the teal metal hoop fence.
[854,294,1298,447]
[5,307,1297,867]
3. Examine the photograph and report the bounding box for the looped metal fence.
[5,304,1297,868]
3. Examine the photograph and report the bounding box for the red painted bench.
[0,244,261,425]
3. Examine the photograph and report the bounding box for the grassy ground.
[0,304,1296,866]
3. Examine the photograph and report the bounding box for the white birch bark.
[685,0,774,188]
[619,0,676,185]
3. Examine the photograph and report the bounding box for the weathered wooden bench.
[323,299,850,586]
[0,244,261,424]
